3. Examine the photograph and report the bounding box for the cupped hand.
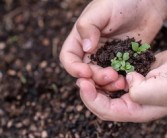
[76,78,167,122]
[127,50,167,106]
[76,51,167,122]
[60,0,167,91]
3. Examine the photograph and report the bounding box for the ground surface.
[0,0,167,138]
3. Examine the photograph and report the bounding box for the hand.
[76,77,167,122]
[127,50,167,106]
[76,51,167,122]
[60,0,167,91]
[60,0,167,122]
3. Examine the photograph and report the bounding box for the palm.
[77,78,167,122]
[83,0,163,43]
[81,0,164,92]
[60,0,167,122]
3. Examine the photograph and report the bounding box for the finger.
[126,72,146,102]
[60,28,92,78]
[90,65,118,86]
[89,65,126,91]
[126,70,167,106]
[77,78,167,122]
[76,1,110,53]
[101,75,126,91]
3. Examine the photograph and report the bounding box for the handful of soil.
[90,38,155,76]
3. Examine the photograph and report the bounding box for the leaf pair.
[131,42,150,55]
[116,52,129,61]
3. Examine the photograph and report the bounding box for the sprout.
[131,42,150,56]
[111,52,134,73]
[110,42,151,74]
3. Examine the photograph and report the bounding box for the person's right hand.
[126,50,167,106]
[60,0,167,91]
[76,51,167,122]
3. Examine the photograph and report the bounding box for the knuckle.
[98,115,105,121]
[129,88,140,103]
[59,51,64,64]
[76,18,88,31]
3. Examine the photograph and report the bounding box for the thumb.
[75,1,110,53]
[126,72,145,103]
[76,20,100,53]
[126,71,167,106]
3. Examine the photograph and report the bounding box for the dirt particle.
[0,42,6,50]
[76,105,83,112]
[7,69,16,76]
[41,131,48,138]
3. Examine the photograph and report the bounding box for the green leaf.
[113,63,121,71]
[125,62,130,66]
[131,42,139,52]
[121,61,125,67]
[114,64,121,69]
[126,64,132,70]
[123,52,129,61]
[116,52,122,58]
[126,66,135,73]
[111,59,117,65]
[138,43,150,52]
[120,66,125,70]
[114,67,120,71]
[113,57,117,61]
[111,61,121,70]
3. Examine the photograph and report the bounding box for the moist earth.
[91,38,155,76]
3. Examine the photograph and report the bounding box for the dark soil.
[0,0,167,138]
[91,38,155,76]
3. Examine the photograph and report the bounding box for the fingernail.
[126,74,132,84]
[82,39,92,52]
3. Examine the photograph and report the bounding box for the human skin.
[60,0,167,122]
[77,51,167,122]
[127,50,167,107]
[60,0,167,91]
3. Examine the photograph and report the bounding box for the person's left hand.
[76,50,167,122]
[126,50,167,106]
[76,78,167,122]
[60,0,167,93]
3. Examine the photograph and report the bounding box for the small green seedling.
[111,52,134,73]
[131,42,150,56]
